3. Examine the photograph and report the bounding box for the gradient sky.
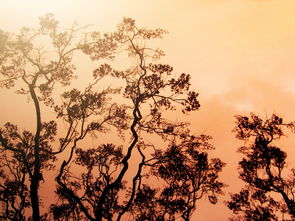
[1,0,295,220]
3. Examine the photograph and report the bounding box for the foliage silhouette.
[0,13,120,220]
[0,13,81,220]
[50,17,226,221]
[0,15,226,220]
[227,113,295,221]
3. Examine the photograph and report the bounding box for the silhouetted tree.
[0,127,30,221]
[0,15,226,221]
[227,113,295,221]
[0,14,118,220]
[50,18,226,221]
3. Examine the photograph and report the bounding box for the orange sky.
[1,0,295,220]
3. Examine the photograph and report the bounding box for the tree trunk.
[29,84,41,221]
[30,179,40,221]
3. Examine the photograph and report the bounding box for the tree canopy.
[227,113,295,221]
[0,14,226,221]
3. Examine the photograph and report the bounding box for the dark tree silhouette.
[50,18,226,221]
[227,113,295,221]
[0,15,226,221]
[0,124,31,221]
[0,14,77,220]
[0,14,118,220]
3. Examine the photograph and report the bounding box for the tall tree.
[0,16,226,221]
[0,14,118,220]
[51,18,225,221]
[227,113,295,221]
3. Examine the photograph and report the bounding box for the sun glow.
[0,0,121,32]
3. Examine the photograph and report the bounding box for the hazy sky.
[1,0,295,220]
